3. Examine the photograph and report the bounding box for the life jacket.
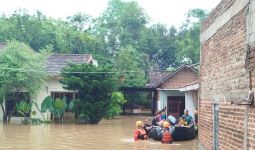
[136,129,148,140]
[161,129,172,144]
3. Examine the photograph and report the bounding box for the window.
[51,92,78,111]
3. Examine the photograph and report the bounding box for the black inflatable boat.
[148,126,196,141]
[172,127,196,141]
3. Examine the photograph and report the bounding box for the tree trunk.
[7,105,17,122]
[1,103,7,123]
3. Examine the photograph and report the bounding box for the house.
[148,64,199,118]
[0,53,98,122]
[199,0,255,149]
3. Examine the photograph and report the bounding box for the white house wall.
[185,90,198,118]
[158,90,185,111]
[31,78,72,121]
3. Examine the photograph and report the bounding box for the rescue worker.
[161,121,173,144]
[134,121,148,141]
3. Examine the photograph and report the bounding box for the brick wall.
[199,0,255,149]
[200,9,249,102]
[201,0,236,32]
[161,67,198,89]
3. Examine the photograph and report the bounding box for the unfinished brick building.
[199,0,255,149]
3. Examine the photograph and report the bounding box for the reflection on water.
[0,116,198,150]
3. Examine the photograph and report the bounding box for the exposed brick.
[199,0,255,149]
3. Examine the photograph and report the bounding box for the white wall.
[185,90,198,118]
[31,78,72,121]
[0,77,75,122]
[157,90,185,111]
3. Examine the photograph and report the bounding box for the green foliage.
[16,100,32,117]
[177,8,208,65]
[0,41,47,122]
[0,6,208,71]
[105,92,126,119]
[41,96,55,113]
[41,96,67,122]
[114,46,147,87]
[61,64,116,124]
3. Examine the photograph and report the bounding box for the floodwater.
[0,116,198,150]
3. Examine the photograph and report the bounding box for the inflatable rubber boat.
[148,126,196,141]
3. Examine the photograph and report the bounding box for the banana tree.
[16,100,32,124]
[41,96,67,123]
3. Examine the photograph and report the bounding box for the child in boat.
[177,116,188,127]
[161,121,173,144]
[134,121,148,141]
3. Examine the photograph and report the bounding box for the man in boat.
[151,111,162,126]
[134,121,148,141]
[182,109,192,125]
[143,118,152,134]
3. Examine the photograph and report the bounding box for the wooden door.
[167,97,181,118]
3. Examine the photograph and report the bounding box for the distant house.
[0,53,98,122]
[148,65,199,118]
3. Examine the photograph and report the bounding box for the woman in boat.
[134,121,148,141]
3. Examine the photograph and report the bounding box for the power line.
[0,67,146,74]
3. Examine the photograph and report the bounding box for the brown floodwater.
[0,116,198,150]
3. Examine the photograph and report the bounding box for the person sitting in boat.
[161,107,167,120]
[177,116,188,127]
[152,111,162,126]
[134,121,148,141]
[194,108,198,125]
[161,121,173,144]
[143,118,152,134]
[182,109,193,125]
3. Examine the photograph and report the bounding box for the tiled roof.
[147,71,173,88]
[45,54,93,76]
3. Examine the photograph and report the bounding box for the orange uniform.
[134,129,148,141]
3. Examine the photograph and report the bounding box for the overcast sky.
[0,0,221,27]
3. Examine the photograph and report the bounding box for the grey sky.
[0,0,221,27]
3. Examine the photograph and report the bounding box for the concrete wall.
[31,78,72,120]
[157,90,185,111]
[185,90,198,118]
[200,0,255,149]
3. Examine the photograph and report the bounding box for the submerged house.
[0,54,97,122]
[199,0,255,149]
[148,65,199,118]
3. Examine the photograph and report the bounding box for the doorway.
[167,96,185,118]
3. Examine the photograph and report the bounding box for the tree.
[114,46,147,87]
[41,96,67,123]
[177,8,208,65]
[60,64,116,124]
[0,41,47,122]
[105,92,126,119]
[93,0,148,58]
[138,24,180,70]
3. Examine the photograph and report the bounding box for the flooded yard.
[0,116,198,150]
